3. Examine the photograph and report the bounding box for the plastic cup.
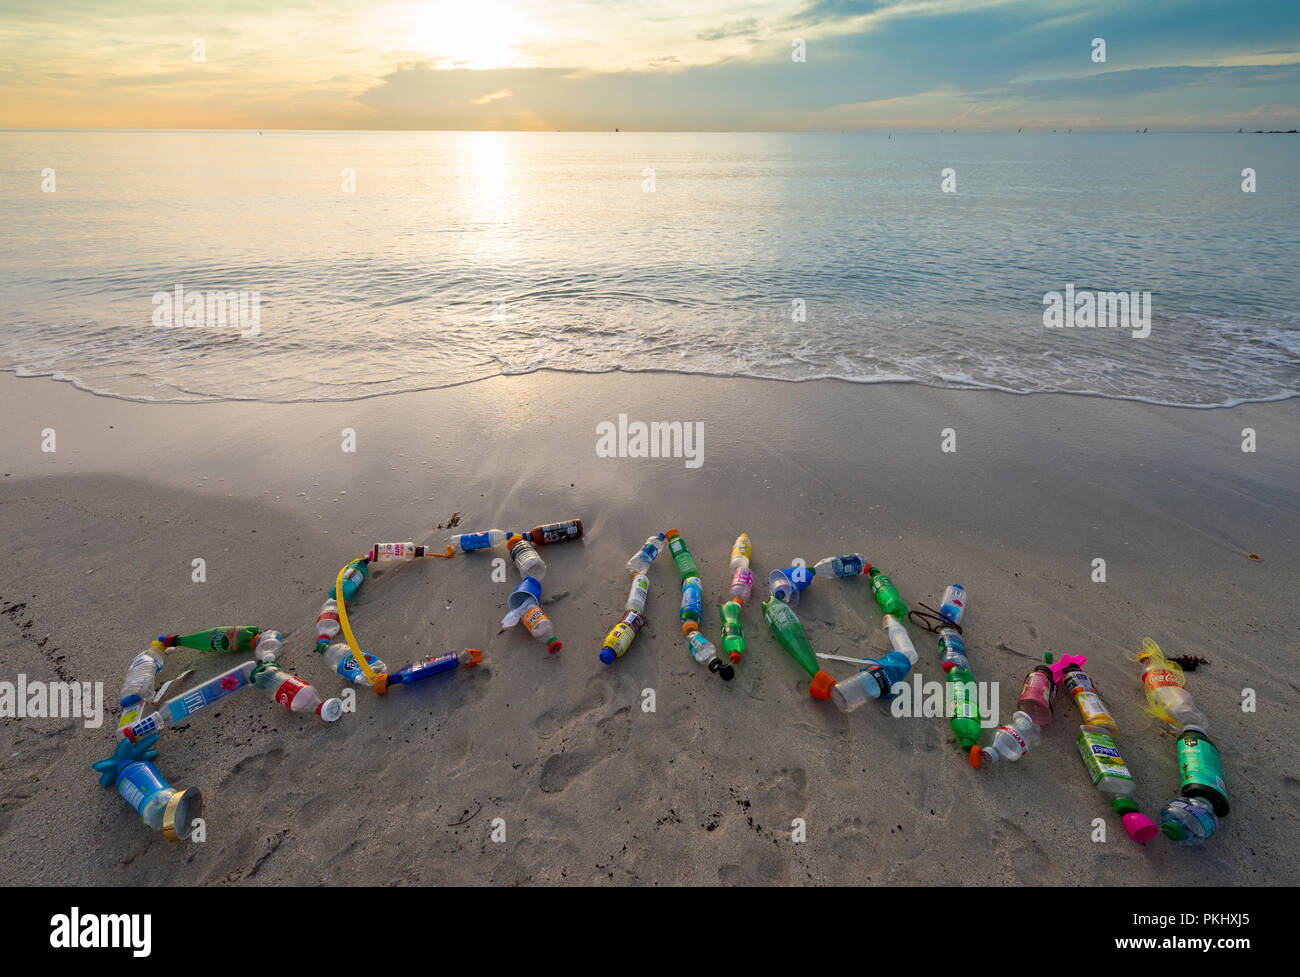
[508,576,543,612]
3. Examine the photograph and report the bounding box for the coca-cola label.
[1144,668,1180,690]
[274,676,306,708]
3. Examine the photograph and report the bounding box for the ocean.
[2,129,1297,407]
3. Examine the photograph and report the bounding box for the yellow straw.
[335,560,379,686]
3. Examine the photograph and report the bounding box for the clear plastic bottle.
[730,566,754,604]
[320,642,388,684]
[520,604,562,654]
[627,533,666,575]
[687,631,735,680]
[937,628,969,673]
[120,642,165,707]
[680,575,703,633]
[1160,796,1219,846]
[812,554,865,578]
[971,711,1041,767]
[882,614,917,664]
[507,534,547,580]
[937,584,967,627]
[253,666,342,721]
[252,629,283,663]
[830,651,911,711]
[626,573,649,614]
[1135,639,1208,730]
[449,529,508,553]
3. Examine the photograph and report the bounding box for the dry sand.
[0,371,1296,885]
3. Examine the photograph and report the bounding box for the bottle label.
[1073,690,1116,727]
[521,605,547,633]
[626,575,649,613]
[834,555,864,576]
[537,521,581,543]
[274,676,307,709]
[1179,735,1228,798]
[1001,725,1027,753]
[1077,729,1133,785]
[1144,668,1181,691]
[946,678,977,719]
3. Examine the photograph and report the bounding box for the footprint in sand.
[538,706,632,793]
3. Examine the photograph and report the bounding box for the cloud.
[470,88,513,104]
[697,18,759,41]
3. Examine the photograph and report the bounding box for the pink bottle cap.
[1122,811,1159,843]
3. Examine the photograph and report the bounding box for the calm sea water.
[1,130,1297,406]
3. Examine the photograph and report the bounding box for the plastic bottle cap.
[682,622,699,635]
[1122,812,1159,843]
[547,639,562,655]
[719,664,735,681]
[467,649,484,667]
[599,649,615,665]
[968,745,983,768]
[318,698,344,722]
[809,670,836,700]
[728,651,741,664]
[373,672,389,695]
[1111,797,1139,815]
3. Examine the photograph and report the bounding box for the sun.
[408,0,528,70]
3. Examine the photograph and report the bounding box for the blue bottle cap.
[599,649,615,665]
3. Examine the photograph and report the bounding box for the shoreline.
[1,371,1297,885]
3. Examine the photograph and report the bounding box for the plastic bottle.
[970,711,1041,767]
[253,665,343,721]
[882,614,917,664]
[729,533,752,571]
[1051,654,1118,731]
[1160,796,1219,846]
[937,628,968,673]
[369,541,418,562]
[1016,665,1057,725]
[665,529,700,581]
[520,603,562,654]
[252,629,283,663]
[376,649,482,693]
[122,661,257,742]
[626,573,649,614]
[687,632,735,680]
[166,626,262,653]
[1177,725,1229,816]
[762,596,835,699]
[946,666,982,748]
[315,599,342,643]
[829,651,911,712]
[599,610,644,664]
[1076,725,1135,797]
[328,559,369,600]
[320,641,389,685]
[719,599,746,664]
[812,554,865,578]
[524,519,584,546]
[449,529,508,553]
[680,575,703,633]
[937,584,967,627]
[120,642,165,707]
[627,533,666,575]
[867,566,907,617]
[93,735,201,841]
[507,533,547,580]
[730,567,754,604]
[1134,638,1208,730]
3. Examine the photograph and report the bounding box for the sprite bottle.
[867,566,907,618]
[762,597,835,700]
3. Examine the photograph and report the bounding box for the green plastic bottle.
[867,566,908,617]
[762,597,835,700]
[946,666,982,748]
[665,528,699,582]
[719,599,746,664]
[329,557,369,601]
[168,626,262,653]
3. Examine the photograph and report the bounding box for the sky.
[0,0,1297,130]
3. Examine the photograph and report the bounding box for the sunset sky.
[1,0,1297,130]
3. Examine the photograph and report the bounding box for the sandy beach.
[0,370,1295,886]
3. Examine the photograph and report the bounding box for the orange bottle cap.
[809,670,836,700]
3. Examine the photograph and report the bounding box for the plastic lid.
[467,649,484,667]
[1047,653,1088,684]
[547,639,562,654]
[729,651,741,664]
[1122,811,1159,843]
[666,528,679,537]
[969,745,984,768]
[599,648,615,665]
[1111,797,1139,815]
[809,670,836,700]
[318,698,344,722]
[719,664,735,681]
[1160,822,1187,841]
[681,622,699,635]
[163,787,201,842]
[374,672,389,695]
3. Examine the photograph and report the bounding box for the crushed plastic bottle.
[970,711,1041,767]
[812,554,865,578]
[627,533,666,575]
[1133,638,1208,731]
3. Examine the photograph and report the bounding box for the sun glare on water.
[408,0,529,69]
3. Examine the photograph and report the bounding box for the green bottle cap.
[1111,797,1139,816]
